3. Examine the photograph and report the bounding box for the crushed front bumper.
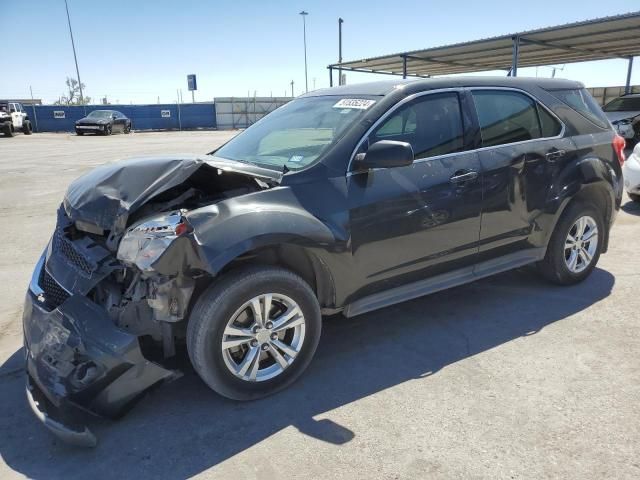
[23,256,176,446]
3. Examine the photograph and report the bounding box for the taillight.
[613,134,626,166]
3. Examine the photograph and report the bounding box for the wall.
[586,85,640,106]
[23,103,216,132]
[215,97,292,129]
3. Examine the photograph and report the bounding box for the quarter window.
[370,92,464,160]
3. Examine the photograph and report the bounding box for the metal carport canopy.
[329,11,640,89]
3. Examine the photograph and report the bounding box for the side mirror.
[354,140,414,170]
[112,114,117,119]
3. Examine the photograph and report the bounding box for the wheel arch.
[212,243,337,311]
[547,173,615,253]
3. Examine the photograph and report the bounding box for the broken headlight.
[117,211,190,272]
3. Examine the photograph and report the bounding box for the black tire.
[103,124,112,136]
[22,120,32,135]
[76,131,84,136]
[629,193,640,203]
[537,201,604,285]
[187,266,322,401]
[124,122,131,134]
[3,124,14,137]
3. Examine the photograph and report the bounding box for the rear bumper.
[23,256,176,446]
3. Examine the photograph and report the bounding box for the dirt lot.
[0,132,639,479]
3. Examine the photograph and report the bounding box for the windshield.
[211,96,379,170]
[603,97,640,112]
[87,110,113,118]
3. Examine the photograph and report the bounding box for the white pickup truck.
[0,101,33,137]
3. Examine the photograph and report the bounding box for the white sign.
[332,98,376,110]
[161,110,171,118]
[53,110,65,119]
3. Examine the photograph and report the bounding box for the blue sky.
[2,0,639,104]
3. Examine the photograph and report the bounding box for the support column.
[511,36,520,77]
[625,57,634,94]
[329,67,333,87]
[402,55,407,79]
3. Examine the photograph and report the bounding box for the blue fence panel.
[24,103,216,133]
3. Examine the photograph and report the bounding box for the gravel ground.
[0,132,639,479]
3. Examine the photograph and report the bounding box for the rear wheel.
[124,122,131,134]
[22,120,32,135]
[187,266,322,400]
[537,202,604,285]
[76,131,84,136]
[103,124,112,136]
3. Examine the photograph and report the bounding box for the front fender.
[184,189,340,275]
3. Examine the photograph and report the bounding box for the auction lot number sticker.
[333,99,376,109]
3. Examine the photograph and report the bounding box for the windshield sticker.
[289,155,304,163]
[333,99,376,110]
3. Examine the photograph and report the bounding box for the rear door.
[348,90,483,293]
[469,88,570,262]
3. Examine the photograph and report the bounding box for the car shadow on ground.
[621,199,640,215]
[0,267,614,479]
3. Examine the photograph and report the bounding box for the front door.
[348,91,483,296]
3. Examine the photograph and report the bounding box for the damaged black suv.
[24,77,624,446]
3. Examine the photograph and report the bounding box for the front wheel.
[537,202,604,285]
[187,266,322,401]
[124,123,131,134]
[3,124,14,137]
[630,193,640,203]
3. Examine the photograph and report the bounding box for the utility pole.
[64,0,84,104]
[338,18,344,86]
[299,11,309,93]
[30,86,38,132]
[290,80,294,97]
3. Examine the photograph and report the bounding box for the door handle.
[450,170,479,184]
[545,149,566,162]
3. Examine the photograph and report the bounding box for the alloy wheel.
[221,293,306,382]
[564,215,598,274]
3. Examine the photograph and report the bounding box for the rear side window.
[471,90,541,147]
[548,88,609,129]
[371,92,464,159]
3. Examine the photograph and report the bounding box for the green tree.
[54,77,91,105]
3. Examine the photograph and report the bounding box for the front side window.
[369,92,464,160]
[212,95,380,171]
[472,90,542,147]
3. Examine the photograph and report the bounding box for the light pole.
[338,18,344,86]
[299,11,309,93]
[64,0,84,104]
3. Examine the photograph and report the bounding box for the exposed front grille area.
[38,268,70,309]
[52,228,94,275]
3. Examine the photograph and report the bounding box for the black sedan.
[75,110,131,136]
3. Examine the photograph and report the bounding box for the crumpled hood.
[604,110,640,123]
[63,154,282,237]
[64,156,207,236]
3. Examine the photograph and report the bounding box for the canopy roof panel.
[330,12,640,78]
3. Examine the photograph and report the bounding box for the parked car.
[602,93,640,146]
[0,101,33,137]
[622,142,640,202]
[24,77,624,446]
[75,109,131,135]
